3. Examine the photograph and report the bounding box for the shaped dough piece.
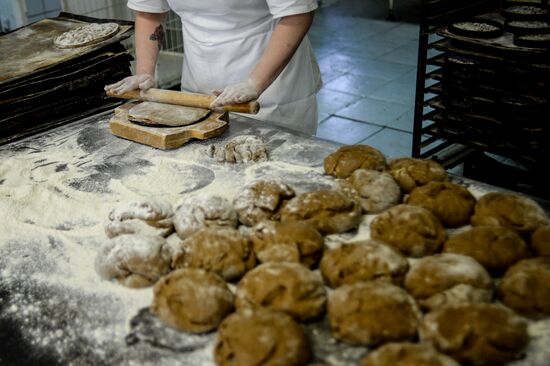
[388,158,447,193]
[214,308,311,366]
[54,22,119,48]
[346,169,401,213]
[207,135,268,163]
[128,101,210,126]
[324,144,386,179]
[360,342,460,366]
[531,225,550,256]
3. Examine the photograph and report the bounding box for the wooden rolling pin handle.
[106,88,260,114]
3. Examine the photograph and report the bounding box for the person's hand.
[210,78,259,109]
[104,74,156,95]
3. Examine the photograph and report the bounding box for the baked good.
[54,22,119,48]
[531,225,550,256]
[419,303,529,366]
[388,158,447,193]
[319,240,409,288]
[324,144,386,179]
[207,135,268,163]
[327,281,420,346]
[370,204,446,257]
[128,101,210,126]
[404,253,493,311]
[214,308,310,366]
[151,268,234,333]
[235,262,326,322]
[360,342,460,366]
[346,169,401,213]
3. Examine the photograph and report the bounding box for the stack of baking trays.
[424,1,550,167]
[0,12,134,145]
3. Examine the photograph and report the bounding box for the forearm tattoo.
[149,24,165,50]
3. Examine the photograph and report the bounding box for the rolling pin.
[106,88,260,114]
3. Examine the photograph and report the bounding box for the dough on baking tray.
[404,253,493,311]
[531,224,550,256]
[388,157,447,193]
[235,262,326,322]
[324,144,386,179]
[128,101,210,127]
[207,135,268,163]
[419,303,529,366]
[171,227,255,282]
[54,22,120,48]
[214,308,311,366]
[346,169,401,213]
[327,281,421,346]
[360,342,460,366]
[319,240,409,288]
[249,220,324,269]
[94,234,171,288]
[233,180,295,226]
[370,204,446,257]
[151,268,234,333]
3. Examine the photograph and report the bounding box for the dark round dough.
[346,169,402,213]
[360,342,460,366]
[388,158,447,193]
[531,225,550,256]
[324,144,386,179]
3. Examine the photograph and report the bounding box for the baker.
[105,0,322,135]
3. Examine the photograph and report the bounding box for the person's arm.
[211,11,314,108]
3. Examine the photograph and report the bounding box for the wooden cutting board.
[109,101,228,150]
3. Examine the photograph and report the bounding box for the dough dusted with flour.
[419,303,529,366]
[443,226,528,275]
[128,101,210,126]
[151,268,234,333]
[531,225,550,256]
[173,194,237,239]
[95,234,171,288]
[327,281,421,346]
[279,189,362,235]
[500,257,550,319]
[360,342,460,366]
[404,253,493,311]
[171,227,255,281]
[324,144,386,179]
[104,199,174,238]
[233,180,295,226]
[320,240,409,288]
[346,169,401,213]
[405,181,476,227]
[370,204,446,257]
[235,262,326,322]
[214,308,311,366]
[388,158,447,193]
[207,135,268,163]
[249,221,324,269]
[54,22,119,48]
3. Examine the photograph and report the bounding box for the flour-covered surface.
[1,112,549,365]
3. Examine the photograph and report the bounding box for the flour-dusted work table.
[0,111,549,365]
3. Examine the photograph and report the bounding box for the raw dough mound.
[419,303,529,366]
[319,240,409,288]
[346,169,402,213]
[173,194,238,239]
[104,198,174,238]
[95,234,171,288]
[151,268,234,333]
[235,262,326,322]
[443,226,528,275]
[500,257,550,319]
[327,281,421,346]
[207,135,268,163]
[405,181,476,227]
[404,253,493,311]
[54,22,119,48]
[279,189,362,235]
[249,220,324,268]
[128,101,210,127]
[214,308,311,366]
[388,158,447,193]
[370,204,446,257]
[171,227,255,281]
[324,144,386,179]
[360,342,460,366]
[233,180,295,226]
[531,225,550,256]
[471,192,549,236]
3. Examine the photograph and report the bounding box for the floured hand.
[210,78,259,109]
[104,74,156,95]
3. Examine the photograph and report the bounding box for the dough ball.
[207,135,268,163]
[419,303,529,366]
[319,240,409,288]
[214,308,310,366]
[104,199,174,238]
[279,189,362,235]
[388,158,447,193]
[95,234,171,288]
[327,281,421,346]
[405,181,476,227]
[360,342,460,366]
[235,262,326,322]
[471,192,549,236]
[173,194,238,239]
[249,220,324,269]
[404,253,493,311]
[171,227,256,282]
[531,225,550,256]
[233,180,295,226]
[443,226,529,275]
[370,204,446,257]
[151,268,234,333]
[324,144,386,179]
[499,257,550,319]
[346,169,402,213]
